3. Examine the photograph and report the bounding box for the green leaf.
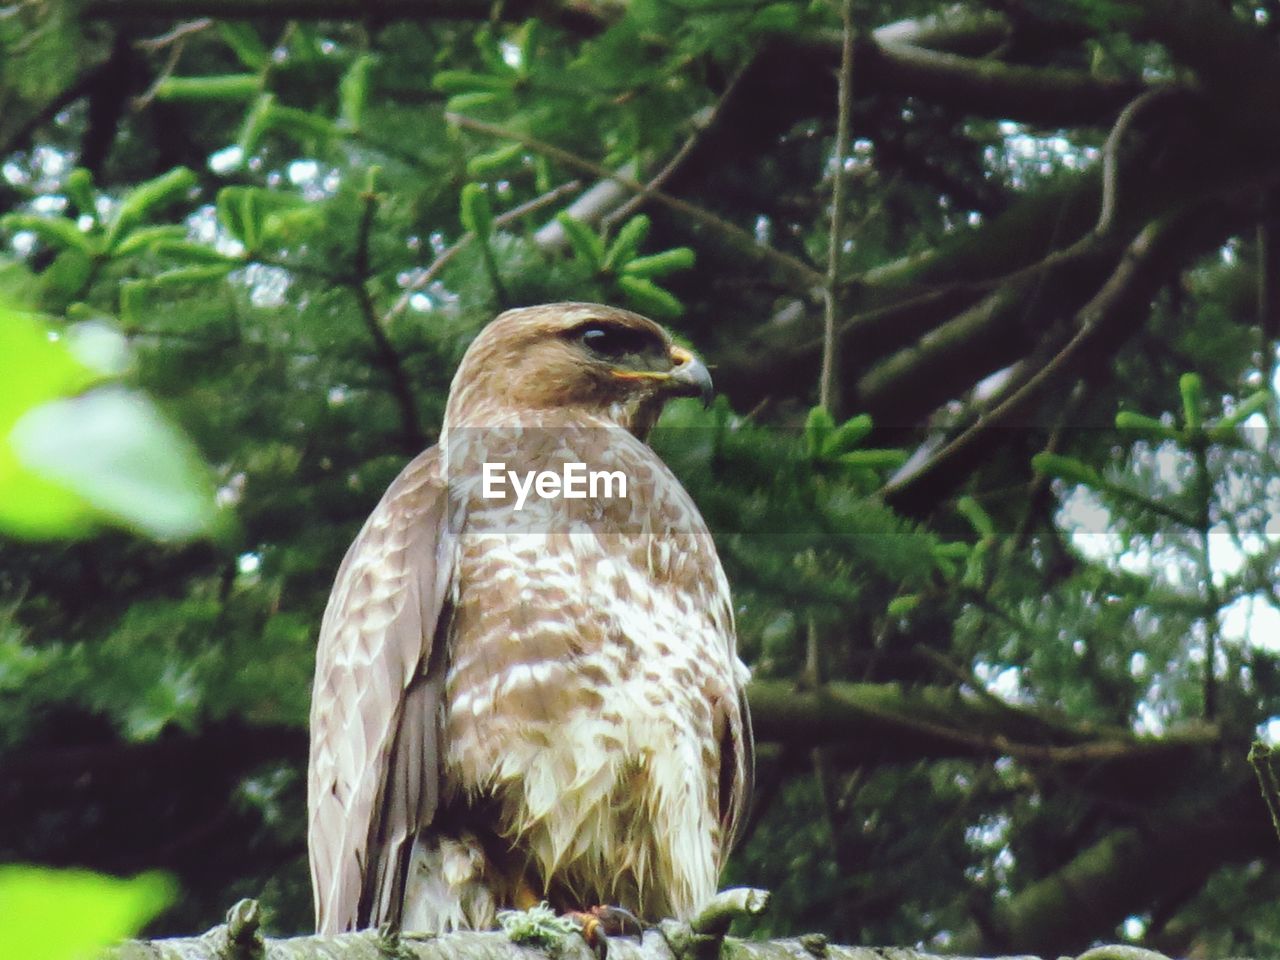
[109,225,188,258]
[108,168,196,245]
[804,405,836,458]
[466,141,524,178]
[515,18,542,73]
[153,74,261,102]
[9,387,220,541]
[216,187,305,251]
[460,183,494,239]
[152,240,244,266]
[1214,390,1271,433]
[1114,410,1180,441]
[432,70,515,94]
[1031,451,1102,486]
[1179,372,1204,431]
[339,53,374,131]
[2,213,95,254]
[836,448,908,470]
[268,104,338,144]
[956,495,996,539]
[615,275,682,318]
[445,91,510,113]
[64,168,96,220]
[887,594,920,617]
[749,2,802,32]
[39,250,95,301]
[556,213,605,269]
[0,866,174,960]
[621,247,696,278]
[145,264,239,287]
[237,93,277,157]
[218,22,269,70]
[0,309,102,538]
[0,309,100,430]
[822,413,873,456]
[603,214,650,271]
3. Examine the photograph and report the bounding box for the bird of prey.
[308,302,752,937]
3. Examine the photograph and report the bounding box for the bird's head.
[445,302,713,436]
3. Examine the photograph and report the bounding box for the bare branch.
[819,0,856,415]
[601,64,750,234]
[881,212,1197,507]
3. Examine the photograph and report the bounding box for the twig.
[445,111,825,292]
[1191,432,1221,721]
[133,20,216,109]
[351,183,424,448]
[804,617,842,850]
[883,216,1178,502]
[820,0,855,413]
[1096,86,1182,237]
[1248,741,1280,846]
[601,63,749,233]
[136,17,213,49]
[382,179,582,326]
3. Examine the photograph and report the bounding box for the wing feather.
[308,447,456,933]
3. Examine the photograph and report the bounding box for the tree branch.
[819,0,855,415]
[746,678,1218,770]
[856,37,1145,127]
[83,0,611,32]
[949,786,1276,955]
[107,908,1198,960]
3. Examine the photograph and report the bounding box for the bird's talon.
[567,912,608,960]
[589,905,644,938]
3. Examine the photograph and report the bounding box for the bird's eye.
[576,323,653,358]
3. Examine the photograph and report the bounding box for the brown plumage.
[308,303,752,934]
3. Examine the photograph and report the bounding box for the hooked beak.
[608,346,715,408]
[666,346,714,408]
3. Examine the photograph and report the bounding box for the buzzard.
[308,303,752,937]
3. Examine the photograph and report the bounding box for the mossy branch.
[106,899,1195,960]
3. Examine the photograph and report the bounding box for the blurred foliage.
[0,866,174,960]
[3,1,1280,957]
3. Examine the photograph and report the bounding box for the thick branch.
[949,786,1277,955]
[858,37,1144,126]
[108,916,1191,960]
[4,680,1218,793]
[747,678,1217,774]
[82,0,610,29]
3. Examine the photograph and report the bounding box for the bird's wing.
[722,683,754,854]
[715,585,755,860]
[308,446,457,933]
